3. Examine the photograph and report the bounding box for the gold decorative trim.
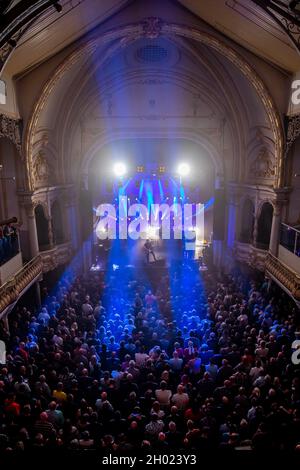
[24,19,284,190]
[0,255,42,313]
[266,252,300,301]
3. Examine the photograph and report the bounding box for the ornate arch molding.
[32,200,50,219]
[61,69,238,183]
[256,199,275,218]
[25,18,284,191]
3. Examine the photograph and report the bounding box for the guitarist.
[144,239,157,263]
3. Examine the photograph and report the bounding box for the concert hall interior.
[1,0,300,458]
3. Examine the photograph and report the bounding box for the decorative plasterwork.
[0,113,22,152]
[285,113,300,156]
[249,146,276,178]
[24,18,284,191]
[142,17,163,39]
[32,149,51,189]
[39,242,73,272]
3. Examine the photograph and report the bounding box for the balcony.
[265,252,300,305]
[234,241,268,270]
[279,223,300,274]
[0,255,43,316]
[0,242,73,315]
[0,218,22,285]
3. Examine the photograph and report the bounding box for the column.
[66,203,79,251]
[227,190,239,249]
[212,176,225,268]
[64,188,80,252]
[269,201,282,256]
[26,204,39,258]
[47,217,54,248]
[253,213,258,247]
[82,239,92,273]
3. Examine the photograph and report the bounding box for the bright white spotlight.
[177,162,190,177]
[113,162,126,177]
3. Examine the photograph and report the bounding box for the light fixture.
[113,162,127,177]
[53,1,63,13]
[177,162,190,177]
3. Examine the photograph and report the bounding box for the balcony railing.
[280,223,300,258]
[0,255,43,314]
[265,252,300,302]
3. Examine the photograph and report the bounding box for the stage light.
[178,162,190,177]
[113,162,126,177]
[146,226,159,239]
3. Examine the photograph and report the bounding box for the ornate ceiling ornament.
[142,17,163,39]
[0,113,22,153]
[24,20,284,191]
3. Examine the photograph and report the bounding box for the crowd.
[0,224,19,266]
[0,261,300,454]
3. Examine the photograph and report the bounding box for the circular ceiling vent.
[136,44,169,63]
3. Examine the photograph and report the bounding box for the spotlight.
[146,226,159,239]
[113,162,126,177]
[177,162,190,177]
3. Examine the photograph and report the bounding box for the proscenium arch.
[24,19,284,191]
[62,68,239,185]
[80,130,224,188]
[58,35,249,185]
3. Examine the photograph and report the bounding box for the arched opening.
[35,205,49,250]
[88,137,216,263]
[239,199,255,244]
[256,202,273,249]
[51,200,64,245]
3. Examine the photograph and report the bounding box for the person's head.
[160,380,167,390]
[168,421,176,432]
[56,382,64,391]
[39,412,48,422]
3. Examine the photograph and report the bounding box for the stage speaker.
[79,189,93,241]
[213,188,226,241]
